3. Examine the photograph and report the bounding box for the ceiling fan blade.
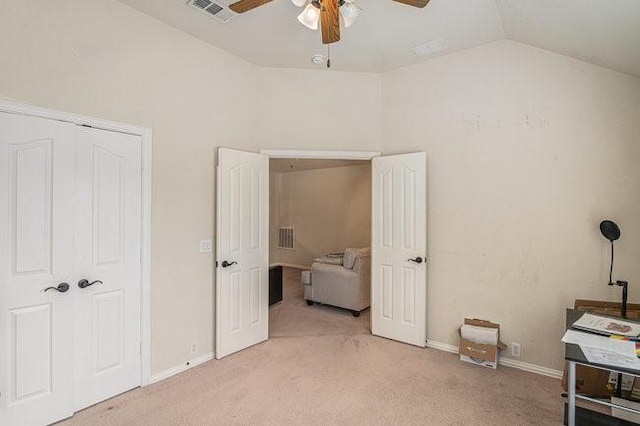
[320,0,340,44]
[228,0,273,14]
[392,0,430,8]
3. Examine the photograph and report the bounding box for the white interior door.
[216,148,269,359]
[0,113,76,426]
[73,127,142,410]
[371,152,427,347]
[0,113,143,425]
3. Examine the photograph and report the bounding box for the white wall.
[0,0,382,375]
[382,40,640,370]
[270,164,371,267]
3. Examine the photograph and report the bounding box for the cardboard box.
[574,300,640,320]
[562,300,640,397]
[561,364,618,397]
[459,318,507,369]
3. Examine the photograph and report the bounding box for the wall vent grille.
[187,0,236,23]
[278,227,295,250]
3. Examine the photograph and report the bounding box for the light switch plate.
[200,238,212,253]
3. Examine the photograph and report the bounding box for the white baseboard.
[426,340,563,379]
[149,352,214,385]
[426,340,458,354]
[499,357,563,379]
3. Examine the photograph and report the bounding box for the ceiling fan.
[228,0,430,44]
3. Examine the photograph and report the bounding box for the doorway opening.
[216,148,426,359]
[267,157,373,338]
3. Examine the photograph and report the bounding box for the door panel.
[93,146,126,265]
[372,152,427,347]
[11,304,52,401]
[93,289,125,373]
[74,127,142,411]
[12,140,53,275]
[402,268,416,324]
[216,148,269,359]
[0,113,76,426]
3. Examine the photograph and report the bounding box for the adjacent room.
[1,0,639,425]
[268,158,372,337]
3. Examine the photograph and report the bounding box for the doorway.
[215,148,427,359]
[268,158,373,337]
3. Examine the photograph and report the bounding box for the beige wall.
[382,40,640,370]
[270,164,372,267]
[256,67,382,150]
[0,0,382,374]
[2,0,639,376]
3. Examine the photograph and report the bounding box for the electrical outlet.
[511,342,522,358]
[190,342,198,355]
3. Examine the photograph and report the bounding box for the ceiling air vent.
[411,39,448,57]
[187,0,236,23]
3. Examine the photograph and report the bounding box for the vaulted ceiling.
[118,0,640,77]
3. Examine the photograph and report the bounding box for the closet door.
[0,113,76,426]
[73,127,142,410]
[0,114,143,425]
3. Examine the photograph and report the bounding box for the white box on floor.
[458,318,506,370]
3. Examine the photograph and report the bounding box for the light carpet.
[59,267,563,425]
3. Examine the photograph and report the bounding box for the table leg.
[568,361,576,426]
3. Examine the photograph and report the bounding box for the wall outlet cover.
[200,239,212,253]
[511,342,522,358]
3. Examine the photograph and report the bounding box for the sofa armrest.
[352,254,370,275]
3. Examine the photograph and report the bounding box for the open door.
[371,152,427,347]
[216,148,269,359]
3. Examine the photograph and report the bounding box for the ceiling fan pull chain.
[327,43,331,68]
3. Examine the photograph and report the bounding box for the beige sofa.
[306,248,371,317]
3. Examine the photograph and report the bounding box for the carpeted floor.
[59,267,564,425]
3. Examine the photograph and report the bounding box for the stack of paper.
[572,313,640,339]
[562,329,640,371]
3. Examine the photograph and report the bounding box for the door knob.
[78,279,103,289]
[408,257,424,264]
[221,261,237,268]
[44,282,70,293]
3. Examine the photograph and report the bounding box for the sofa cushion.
[343,248,358,269]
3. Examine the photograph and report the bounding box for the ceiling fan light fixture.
[291,0,306,7]
[340,1,360,28]
[298,2,320,30]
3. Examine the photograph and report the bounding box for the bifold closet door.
[0,113,77,426]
